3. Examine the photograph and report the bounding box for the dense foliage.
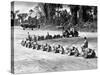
[11,3,97,32]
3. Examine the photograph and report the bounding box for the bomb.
[52,46,56,53]
[40,36,45,40]
[66,46,79,56]
[81,48,96,58]
[47,45,52,52]
[56,34,61,38]
[35,44,41,50]
[53,35,57,39]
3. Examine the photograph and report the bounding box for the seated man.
[57,45,64,54]
[47,45,52,52]
[32,42,37,49]
[55,45,61,53]
[43,43,48,51]
[35,43,41,50]
[71,46,77,52]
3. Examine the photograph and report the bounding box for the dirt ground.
[13,26,97,74]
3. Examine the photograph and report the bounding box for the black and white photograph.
[11,1,98,74]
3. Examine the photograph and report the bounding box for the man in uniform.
[27,32,32,41]
[81,37,88,51]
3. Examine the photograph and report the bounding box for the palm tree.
[37,3,62,24]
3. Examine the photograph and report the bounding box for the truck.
[21,23,40,30]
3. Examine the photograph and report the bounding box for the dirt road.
[13,26,97,74]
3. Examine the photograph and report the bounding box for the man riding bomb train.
[21,32,96,58]
[66,36,96,58]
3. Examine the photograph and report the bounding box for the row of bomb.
[26,32,79,42]
[21,39,96,58]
